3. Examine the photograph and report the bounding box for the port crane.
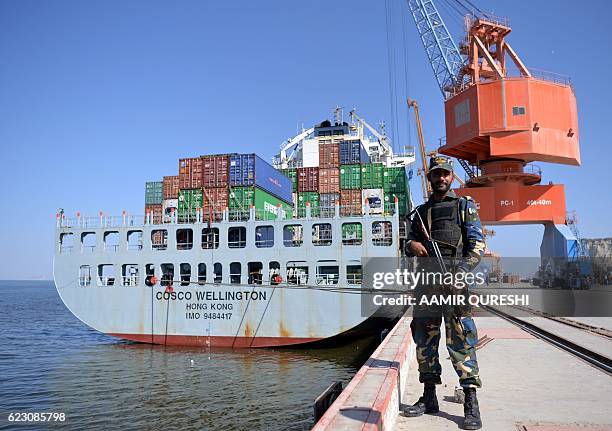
[406,0,583,267]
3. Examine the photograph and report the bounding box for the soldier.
[402,155,485,430]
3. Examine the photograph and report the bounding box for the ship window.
[248,262,263,285]
[230,262,241,284]
[60,233,74,254]
[81,232,96,253]
[283,224,303,247]
[316,262,339,285]
[287,261,309,285]
[177,229,193,250]
[122,264,139,286]
[255,226,274,248]
[312,223,332,246]
[372,221,392,246]
[97,264,115,286]
[202,228,219,249]
[228,226,247,248]
[512,106,526,115]
[180,263,191,286]
[198,263,206,284]
[269,261,281,285]
[104,231,119,252]
[152,230,168,250]
[127,230,143,251]
[347,264,362,285]
[161,263,174,286]
[213,263,222,284]
[145,264,156,286]
[79,265,91,286]
[342,222,362,245]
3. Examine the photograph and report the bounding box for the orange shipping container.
[319,143,340,168]
[179,158,203,189]
[340,189,362,216]
[201,187,229,222]
[144,204,163,224]
[297,167,319,192]
[318,168,340,194]
[201,154,229,187]
[163,175,180,199]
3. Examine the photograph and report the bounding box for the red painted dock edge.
[312,314,414,431]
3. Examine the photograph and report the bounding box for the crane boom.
[407,0,464,98]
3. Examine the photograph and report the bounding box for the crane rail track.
[484,306,612,375]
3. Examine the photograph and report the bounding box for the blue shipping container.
[340,140,370,165]
[229,154,292,203]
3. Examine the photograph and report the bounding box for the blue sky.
[1,0,610,280]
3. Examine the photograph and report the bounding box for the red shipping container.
[319,168,340,194]
[319,143,340,168]
[340,190,362,216]
[297,167,319,192]
[202,187,229,222]
[201,154,229,187]
[179,158,203,189]
[163,175,180,199]
[144,204,163,224]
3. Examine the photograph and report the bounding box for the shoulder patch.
[463,195,473,201]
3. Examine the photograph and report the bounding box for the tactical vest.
[425,198,463,258]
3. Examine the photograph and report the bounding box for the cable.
[384,0,398,152]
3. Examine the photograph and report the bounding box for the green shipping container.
[178,188,204,222]
[341,222,363,242]
[383,166,407,193]
[361,163,384,189]
[280,168,298,192]
[296,192,320,217]
[229,186,293,220]
[384,192,409,216]
[145,181,163,204]
[340,165,361,189]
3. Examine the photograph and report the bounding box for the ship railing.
[57,201,402,229]
[316,274,339,285]
[346,274,362,285]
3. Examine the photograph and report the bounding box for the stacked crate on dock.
[179,157,203,189]
[229,187,292,221]
[319,142,340,168]
[319,192,339,218]
[339,140,368,165]
[144,181,163,223]
[296,191,319,217]
[201,187,229,222]
[178,188,203,223]
[280,168,298,192]
[202,154,230,187]
[145,203,163,224]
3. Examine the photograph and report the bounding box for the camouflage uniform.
[407,189,485,389]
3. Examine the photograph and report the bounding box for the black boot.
[462,388,482,430]
[402,383,439,417]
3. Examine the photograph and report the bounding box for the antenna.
[334,106,343,125]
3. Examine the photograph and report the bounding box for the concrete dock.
[313,313,612,431]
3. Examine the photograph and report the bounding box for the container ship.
[53,109,416,347]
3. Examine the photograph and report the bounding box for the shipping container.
[383,166,407,193]
[229,154,292,203]
[320,192,340,218]
[302,140,320,168]
[145,181,163,205]
[318,168,340,194]
[162,199,178,223]
[361,163,384,189]
[340,190,362,216]
[229,186,293,221]
[280,168,298,192]
[162,176,180,200]
[340,140,369,165]
[201,187,229,222]
[342,222,363,243]
[178,188,204,223]
[339,165,361,190]
[179,158,203,189]
[201,154,230,188]
[319,143,340,168]
[297,167,319,192]
[144,203,163,224]
[296,192,320,217]
[384,192,409,216]
[362,188,384,215]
